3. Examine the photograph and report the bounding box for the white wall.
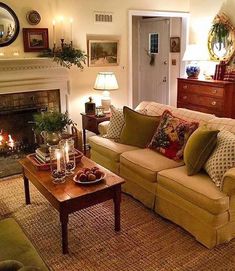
[1,0,191,128]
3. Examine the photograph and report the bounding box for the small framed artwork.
[170,37,180,53]
[23,28,49,52]
[88,40,119,67]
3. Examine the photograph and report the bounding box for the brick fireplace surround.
[0,58,70,177]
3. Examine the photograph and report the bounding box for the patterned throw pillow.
[148,110,199,160]
[106,105,124,140]
[204,130,235,189]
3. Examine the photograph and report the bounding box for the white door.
[139,19,169,104]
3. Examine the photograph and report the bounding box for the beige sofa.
[89,101,235,248]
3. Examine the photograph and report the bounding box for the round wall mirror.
[0,2,20,47]
[208,12,235,62]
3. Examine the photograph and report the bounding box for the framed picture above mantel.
[88,39,119,67]
[23,28,49,52]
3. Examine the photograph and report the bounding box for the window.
[149,33,159,54]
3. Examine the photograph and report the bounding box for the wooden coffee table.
[19,156,125,254]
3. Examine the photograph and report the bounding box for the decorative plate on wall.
[26,10,41,25]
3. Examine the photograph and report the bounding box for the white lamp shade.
[94,72,119,90]
[183,44,209,61]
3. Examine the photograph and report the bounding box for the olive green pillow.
[119,106,160,148]
[184,126,219,176]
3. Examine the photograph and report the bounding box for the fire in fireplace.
[0,89,60,178]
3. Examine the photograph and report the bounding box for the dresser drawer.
[178,82,224,98]
[177,102,223,116]
[178,92,223,111]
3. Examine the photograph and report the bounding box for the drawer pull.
[211,101,217,106]
[183,85,188,90]
[212,89,217,94]
[183,95,187,100]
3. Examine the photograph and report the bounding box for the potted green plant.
[34,111,74,145]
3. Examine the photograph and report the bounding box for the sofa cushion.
[0,218,48,270]
[119,106,160,148]
[0,260,23,271]
[184,126,219,175]
[172,108,215,126]
[148,110,198,160]
[135,101,175,116]
[157,166,229,215]
[120,149,184,183]
[204,130,235,189]
[207,117,235,134]
[89,136,139,162]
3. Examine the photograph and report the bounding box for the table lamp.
[94,72,119,113]
[183,44,209,79]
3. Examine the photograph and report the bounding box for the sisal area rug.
[1,177,235,271]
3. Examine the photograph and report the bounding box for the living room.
[1,0,235,270]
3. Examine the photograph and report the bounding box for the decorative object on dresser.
[94,71,119,112]
[182,44,209,79]
[214,60,227,80]
[177,78,235,118]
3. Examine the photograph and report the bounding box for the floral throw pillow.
[148,110,199,160]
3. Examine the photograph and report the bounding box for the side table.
[81,113,110,155]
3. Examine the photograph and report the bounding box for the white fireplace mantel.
[0,58,70,113]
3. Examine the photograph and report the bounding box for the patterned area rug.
[1,177,235,271]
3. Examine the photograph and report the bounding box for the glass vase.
[49,145,66,184]
[59,138,76,175]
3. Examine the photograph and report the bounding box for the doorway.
[128,10,189,108]
[138,17,170,104]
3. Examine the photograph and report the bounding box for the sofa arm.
[222,168,235,195]
[98,121,110,136]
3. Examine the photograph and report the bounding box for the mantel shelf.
[0,57,66,72]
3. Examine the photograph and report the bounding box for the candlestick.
[65,142,69,163]
[70,18,73,42]
[56,151,61,172]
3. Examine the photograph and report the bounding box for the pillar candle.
[65,142,69,163]
[56,151,61,172]
[70,18,73,42]
[52,19,56,45]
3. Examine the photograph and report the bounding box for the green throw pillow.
[184,126,219,176]
[119,106,160,148]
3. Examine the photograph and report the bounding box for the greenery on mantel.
[40,43,87,69]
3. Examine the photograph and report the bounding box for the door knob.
[163,61,167,65]
[163,76,167,82]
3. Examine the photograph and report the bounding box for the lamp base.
[101,98,111,113]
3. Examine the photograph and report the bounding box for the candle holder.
[59,138,76,175]
[49,145,66,184]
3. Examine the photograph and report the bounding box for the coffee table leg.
[113,185,121,231]
[60,211,69,254]
[23,175,31,205]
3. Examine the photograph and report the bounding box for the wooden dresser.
[177,78,235,118]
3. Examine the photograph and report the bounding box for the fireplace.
[0,89,61,178]
[0,58,70,178]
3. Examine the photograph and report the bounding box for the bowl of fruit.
[73,166,105,184]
